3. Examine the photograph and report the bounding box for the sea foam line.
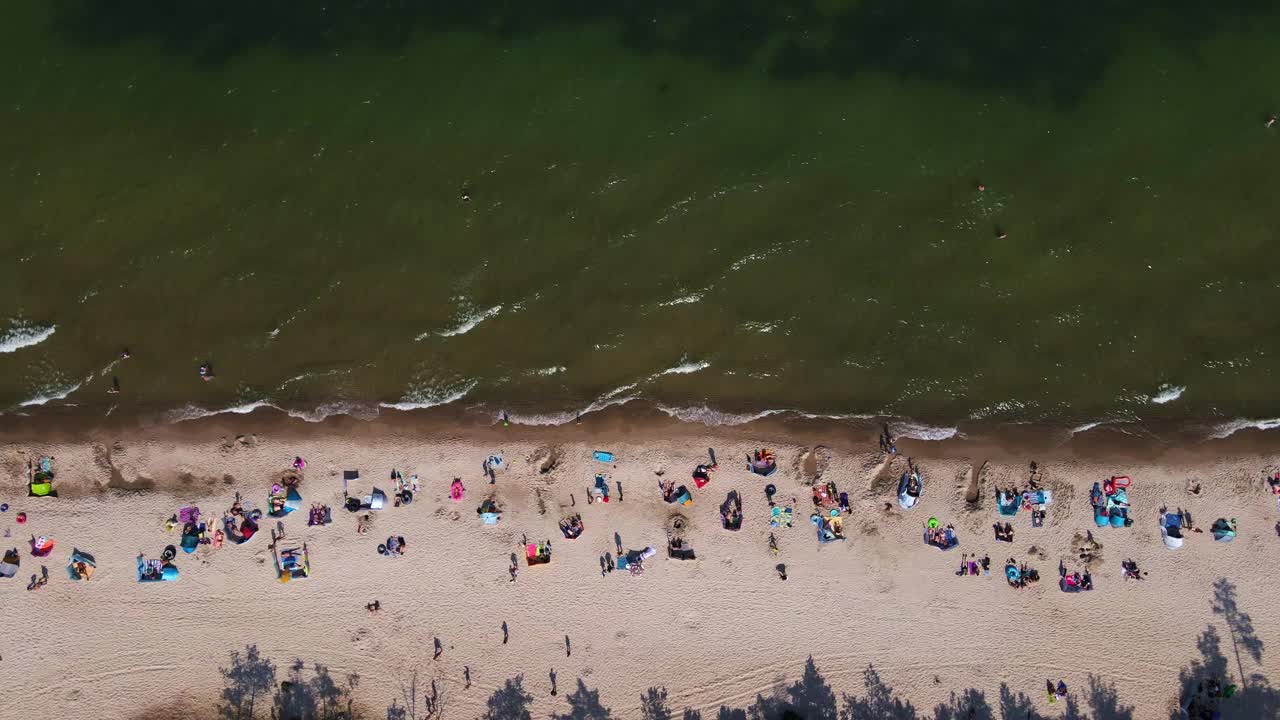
[1150,384,1186,404]
[0,323,56,354]
[418,305,503,340]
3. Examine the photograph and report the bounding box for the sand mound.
[962,461,986,506]
[798,446,832,484]
[1071,531,1104,568]
[532,446,562,475]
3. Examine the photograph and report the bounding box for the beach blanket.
[770,506,794,528]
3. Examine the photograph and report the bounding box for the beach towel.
[181,531,200,553]
[178,506,200,523]
[770,506,794,528]
[593,451,614,463]
[997,493,1020,517]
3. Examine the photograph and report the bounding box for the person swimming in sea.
[199,362,215,382]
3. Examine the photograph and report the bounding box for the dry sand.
[0,413,1277,719]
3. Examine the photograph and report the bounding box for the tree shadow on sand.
[1172,592,1279,719]
[1211,577,1266,683]
[273,659,360,720]
[481,675,535,720]
[551,678,613,720]
[219,645,276,720]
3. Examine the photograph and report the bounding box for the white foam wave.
[1150,384,1186,404]
[0,323,56,354]
[379,379,477,411]
[969,400,1036,420]
[1207,417,1280,440]
[601,382,638,399]
[530,366,566,377]
[502,395,640,426]
[659,291,704,307]
[286,402,379,423]
[423,305,503,340]
[742,321,777,334]
[893,422,960,441]
[19,381,82,407]
[165,400,275,423]
[656,405,783,426]
[1069,421,1104,435]
[657,360,711,377]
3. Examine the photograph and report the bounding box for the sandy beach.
[1,410,1278,720]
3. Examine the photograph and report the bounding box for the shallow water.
[3,3,1280,431]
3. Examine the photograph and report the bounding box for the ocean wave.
[530,366,566,377]
[657,359,711,377]
[165,400,276,423]
[656,404,783,426]
[502,395,640,426]
[420,304,503,340]
[1207,417,1280,440]
[286,402,378,423]
[0,322,56,354]
[1069,421,1105,435]
[659,291,705,307]
[1150,384,1186,404]
[893,421,960,441]
[19,381,82,407]
[969,400,1037,420]
[380,379,477,411]
[742,321,778,334]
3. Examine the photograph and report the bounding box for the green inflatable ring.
[927,517,940,529]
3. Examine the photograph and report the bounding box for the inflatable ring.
[927,517,940,529]
[765,484,777,495]
[0,503,7,512]
[16,512,27,524]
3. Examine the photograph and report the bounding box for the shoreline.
[6,399,1280,477]
[2,412,1278,719]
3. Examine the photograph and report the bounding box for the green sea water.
[3,2,1280,432]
